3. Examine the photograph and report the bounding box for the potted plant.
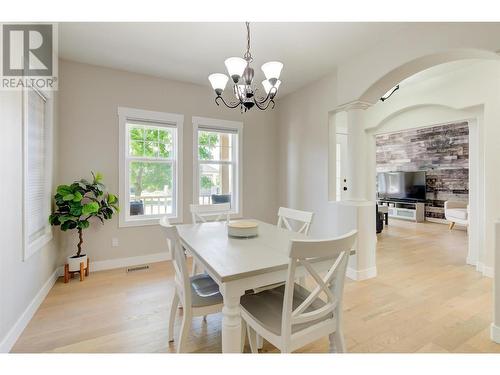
[49,172,119,273]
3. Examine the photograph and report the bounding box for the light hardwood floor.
[12,220,499,353]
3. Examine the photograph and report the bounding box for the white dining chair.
[277,207,314,235]
[251,207,315,295]
[160,217,223,353]
[277,206,315,289]
[240,230,357,353]
[189,203,231,275]
[190,202,231,224]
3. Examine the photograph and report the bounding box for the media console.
[377,199,425,223]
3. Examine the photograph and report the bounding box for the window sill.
[119,215,183,228]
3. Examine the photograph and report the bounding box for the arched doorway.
[366,104,482,272]
[331,50,500,344]
[359,49,500,105]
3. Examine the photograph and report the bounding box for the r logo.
[2,24,53,76]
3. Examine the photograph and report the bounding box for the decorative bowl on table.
[227,221,259,238]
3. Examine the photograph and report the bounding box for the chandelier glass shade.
[208,22,283,112]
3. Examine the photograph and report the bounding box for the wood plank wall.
[376,122,469,219]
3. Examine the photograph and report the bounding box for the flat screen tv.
[377,171,426,202]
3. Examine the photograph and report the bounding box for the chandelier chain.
[244,21,252,61]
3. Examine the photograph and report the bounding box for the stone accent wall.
[376,122,469,220]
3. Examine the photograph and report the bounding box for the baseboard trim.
[0,267,60,353]
[89,251,171,272]
[466,256,477,267]
[346,266,377,281]
[477,262,494,278]
[491,323,500,344]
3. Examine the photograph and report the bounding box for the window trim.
[192,116,243,218]
[118,107,184,227]
[23,87,53,260]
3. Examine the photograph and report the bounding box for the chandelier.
[208,22,283,112]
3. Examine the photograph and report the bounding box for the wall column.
[346,103,369,201]
[336,101,377,281]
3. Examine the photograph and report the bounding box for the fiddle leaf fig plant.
[49,172,119,257]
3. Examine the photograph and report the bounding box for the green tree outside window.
[129,126,173,198]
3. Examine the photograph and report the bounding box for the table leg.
[220,284,244,353]
[385,213,388,225]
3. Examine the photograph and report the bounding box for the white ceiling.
[59,22,412,96]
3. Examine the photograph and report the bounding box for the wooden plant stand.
[64,258,90,283]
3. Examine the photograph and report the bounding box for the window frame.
[23,86,53,260]
[118,107,184,227]
[192,116,243,218]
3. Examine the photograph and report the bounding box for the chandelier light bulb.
[262,79,281,95]
[208,73,229,95]
[261,61,283,81]
[224,57,247,82]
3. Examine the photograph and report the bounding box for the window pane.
[129,140,144,157]
[129,161,173,216]
[158,128,172,144]
[144,141,158,157]
[159,143,171,158]
[198,130,232,161]
[129,127,144,141]
[145,128,158,141]
[128,124,173,159]
[198,163,233,205]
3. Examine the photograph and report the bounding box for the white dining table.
[176,219,337,353]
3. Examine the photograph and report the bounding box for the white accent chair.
[277,207,314,235]
[240,230,357,353]
[444,201,469,230]
[160,217,223,353]
[189,203,231,275]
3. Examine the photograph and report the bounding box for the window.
[118,107,183,226]
[193,117,243,216]
[23,87,53,259]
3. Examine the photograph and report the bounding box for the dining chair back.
[161,216,191,309]
[240,230,357,353]
[190,203,231,224]
[189,203,231,275]
[277,207,314,235]
[160,216,223,353]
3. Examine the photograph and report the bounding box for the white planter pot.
[67,254,87,272]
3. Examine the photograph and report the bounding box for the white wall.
[57,60,279,263]
[276,72,356,237]
[0,90,62,351]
